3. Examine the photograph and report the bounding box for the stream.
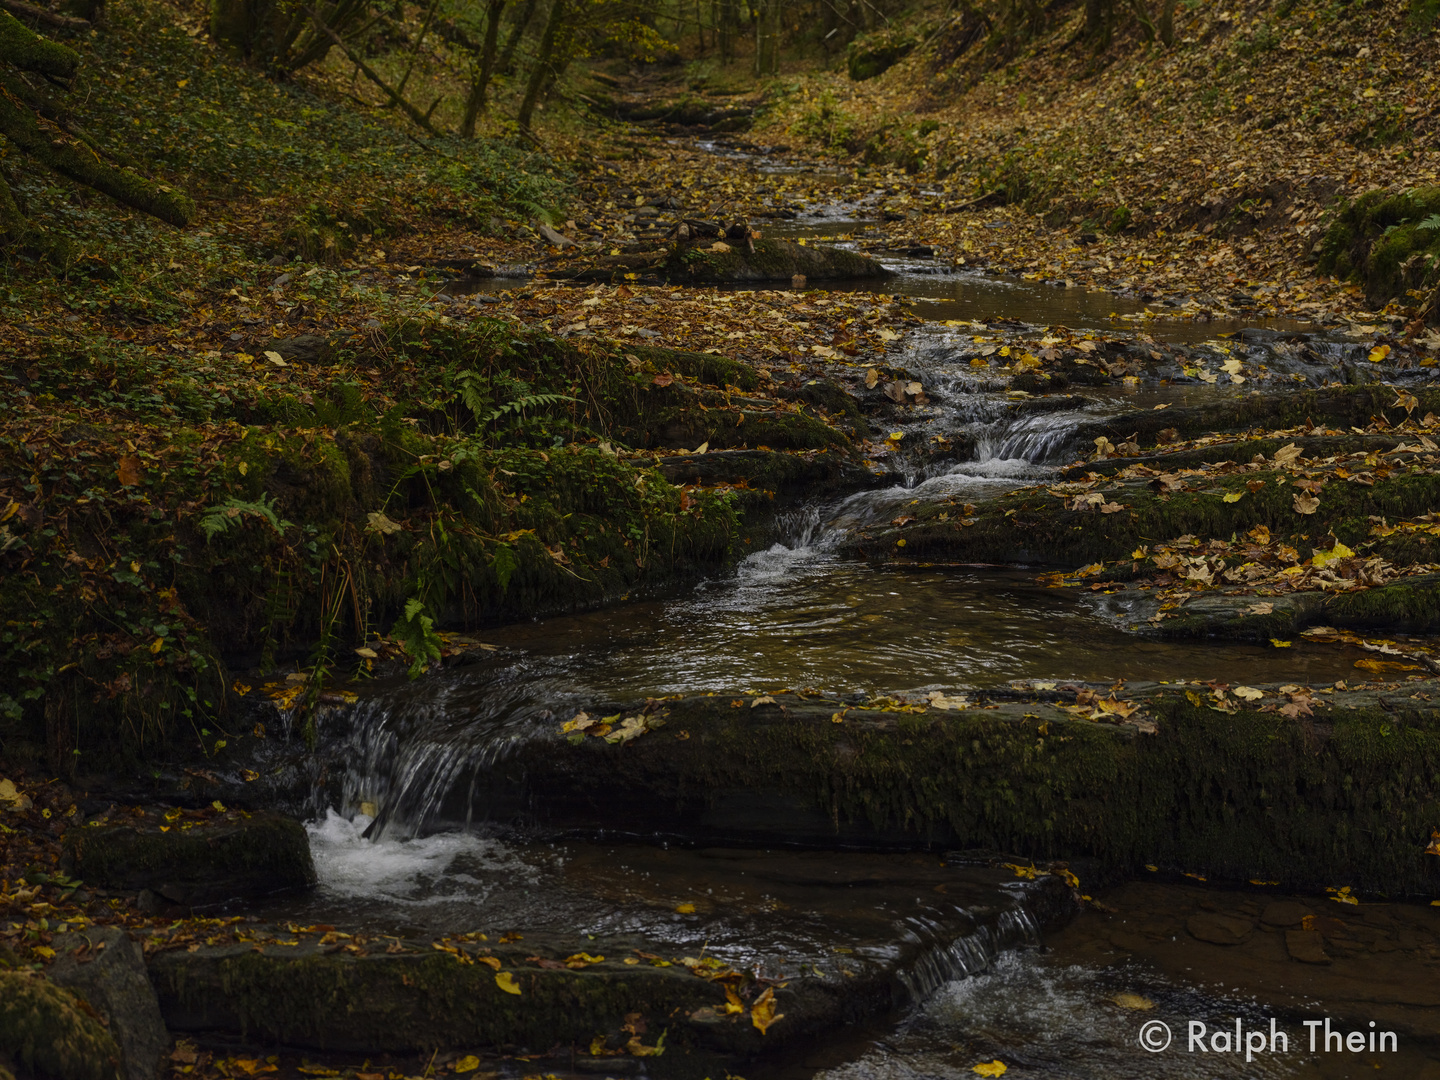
[269,143,1440,1078]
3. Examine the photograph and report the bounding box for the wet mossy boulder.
[667,238,890,283]
[48,928,169,1080]
[64,810,315,906]
[1316,186,1440,308]
[0,972,122,1080]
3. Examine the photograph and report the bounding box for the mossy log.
[666,237,891,283]
[0,12,193,242]
[464,686,1440,895]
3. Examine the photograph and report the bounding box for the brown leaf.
[652,373,674,387]
[117,455,143,486]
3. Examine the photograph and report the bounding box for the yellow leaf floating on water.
[494,972,521,995]
[972,1062,1007,1077]
[1112,993,1155,1010]
[1354,658,1420,673]
[751,987,783,1033]
[453,1057,480,1074]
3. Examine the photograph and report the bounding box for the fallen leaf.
[750,986,784,1034]
[494,971,521,995]
[1294,493,1320,515]
[366,511,402,535]
[1369,344,1391,363]
[1354,658,1420,673]
[674,902,696,914]
[750,695,776,707]
[972,1063,1007,1078]
[1271,639,1293,648]
[1112,993,1155,1010]
[1222,491,1245,503]
[454,1057,480,1074]
[1233,686,1264,701]
[117,455,143,486]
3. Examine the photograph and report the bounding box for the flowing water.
[309,147,1438,1077]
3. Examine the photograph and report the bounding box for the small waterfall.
[898,905,1043,1002]
[327,658,578,841]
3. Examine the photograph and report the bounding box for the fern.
[391,598,443,680]
[479,392,578,427]
[199,494,293,542]
[1418,214,1440,232]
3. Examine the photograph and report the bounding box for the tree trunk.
[461,0,505,138]
[497,0,538,74]
[1158,0,1175,46]
[516,0,563,132]
[754,0,781,74]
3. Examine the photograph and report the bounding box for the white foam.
[306,809,536,904]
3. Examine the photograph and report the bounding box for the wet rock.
[1185,912,1255,945]
[450,686,1440,894]
[49,928,168,1080]
[260,335,334,365]
[148,870,1075,1075]
[64,810,316,906]
[1284,929,1332,964]
[537,223,575,248]
[0,971,123,1080]
[1260,900,1313,928]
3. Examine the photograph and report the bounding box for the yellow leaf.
[750,987,784,1033]
[723,985,745,1015]
[1271,639,1292,648]
[865,368,880,388]
[565,952,604,968]
[150,637,165,654]
[33,945,55,960]
[453,1058,480,1074]
[1354,658,1420,673]
[211,800,226,812]
[1369,344,1391,363]
[475,955,501,970]
[972,1062,1007,1077]
[1311,541,1354,567]
[674,902,696,914]
[495,971,521,995]
[1223,491,1244,503]
[1233,686,1264,701]
[750,696,775,708]
[1112,993,1154,1010]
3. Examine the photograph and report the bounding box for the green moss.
[1316,186,1440,306]
[64,812,316,898]
[0,973,121,1080]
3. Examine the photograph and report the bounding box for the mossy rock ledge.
[148,875,1074,1076]
[667,237,891,283]
[63,810,315,906]
[455,686,1440,895]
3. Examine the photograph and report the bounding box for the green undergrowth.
[0,0,567,275]
[1316,186,1440,307]
[0,319,768,772]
